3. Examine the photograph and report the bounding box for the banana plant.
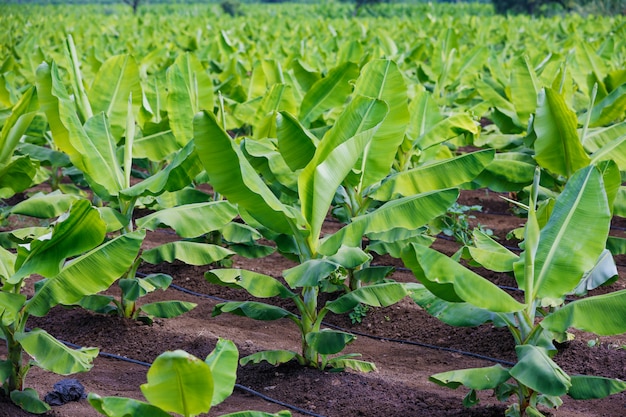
[0,200,144,414]
[194,92,459,371]
[89,339,291,417]
[402,164,626,417]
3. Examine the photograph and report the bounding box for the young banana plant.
[194,88,459,370]
[403,163,626,417]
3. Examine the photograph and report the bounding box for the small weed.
[349,303,369,324]
[434,203,493,246]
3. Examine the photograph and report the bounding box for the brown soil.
[2,189,626,417]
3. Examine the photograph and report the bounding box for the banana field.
[1,1,626,416]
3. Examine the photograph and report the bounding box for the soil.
[2,189,626,417]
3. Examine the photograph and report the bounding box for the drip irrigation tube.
[56,338,328,417]
[166,283,516,367]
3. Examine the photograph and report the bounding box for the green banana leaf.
[136,200,238,238]
[299,95,388,247]
[353,59,409,188]
[585,84,626,128]
[140,301,197,319]
[305,329,355,355]
[509,55,538,126]
[530,165,615,302]
[298,62,359,126]
[582,121,626,153]
[276,111,317,171]
[467,229,519,273]
[0,293,25,326]
[0,86,38,167]
[206,269,295,299]
[194,110,295,235]
[590,131,626,171]
[401,243,525,313]
[24,230,145,316]
[240,350,298,367]
[430,364,511,390]
[371,150,494,200]
[473,151,536,192]
[88,54,142,134]
[141,242,234,266]
[328,356,376,373]
[88,394,171,417]
[533,88,590,178]
[205,338,238,407]
[15,328,99,374]
[325,282,410,314]
[567,375,626,400]
[0,156,39,199]
[141,350,214,417]
[541,289,626,336]
[167,53,214,145]
[509,345,571,397]
[132,128,180,161]
[121,140,203,198]
[213,301,298,322]
[319,189,458,255]
[407,89,479,151]
[12,200,107,283]
[8,190,80,218]
[283,259,340,288]
[410,285,508,327]
[10,388,50,414]
[571,249,618,296]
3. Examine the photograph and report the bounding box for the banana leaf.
[205,338,238,407]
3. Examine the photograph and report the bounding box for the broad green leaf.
[430,364,511,390]
[142,242,234,266]
[205,338,239,407]
[467,229,519,272]
[325,282,410,314]
[474,151,536,192]
[240,350,297,366]
[372,150,494,200]
[401,243,525,313]
[0,245,15,282]
[141,350,213,417]
[534,88,590,178]
[299,62,359,126]
[607,236,626,256]
[305,330,355,355]
[25,230,144,316]
[194,110,294,235]
[353,59,409,188]
[141,301,197,319]
[0,156,39,199]
[9,191,80,218]
[320,189,458,255]
[582,121,626,153]
[541,289,626,335]
[532,165,613,302]
[568,375,626,400]
[0,86,38,166]
[411,285,507,327]
[586,84,626,127]
[133,128,180,161]
[299,96,387,247]
[276,111,317,171]
[136,201,238,238]
[328,357,376,373]
[16,328,98,374]
[283,259,340,288]
[590,131,626,171]
[10,388,50,414]
[12,200,106,282]
[510,345,570,397]
[206,269,295,298]
[167,53,214,145]
[0,292,25,326]
[121,140,203,198]
[571,249,618,296]
[88,394,171,417]
[510,55,538,125]
[213,301,297,322]
[89,54,142,133]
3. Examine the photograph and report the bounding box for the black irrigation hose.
[56,337,328,417]
[164,282,516,367]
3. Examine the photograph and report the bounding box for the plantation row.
[1,3,626,417]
